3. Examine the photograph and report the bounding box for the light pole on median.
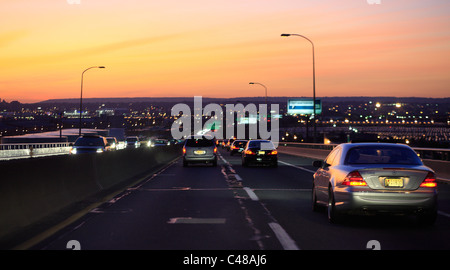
[79,66,105,136]
[249,82,268,105]
[281,33,317,143]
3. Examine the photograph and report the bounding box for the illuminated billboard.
[287,99,322,115]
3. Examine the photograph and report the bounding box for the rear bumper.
[243,155,277,164]
[334,188,437,215]
[184,154,217,163]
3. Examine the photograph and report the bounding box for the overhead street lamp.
[249,82,268,105]
[281,33,317,143]
[79,66,105,136]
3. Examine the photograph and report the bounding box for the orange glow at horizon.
[0,0,449,103]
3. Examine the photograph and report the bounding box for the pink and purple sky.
[0,0,449,103]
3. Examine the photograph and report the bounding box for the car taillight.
[268,150,278,155]
[420,172,437,188]
[244,149,255,155]
[232,145,239,149]
[214,147,217,153]
[182,147,186,154]
[342,171,367,186]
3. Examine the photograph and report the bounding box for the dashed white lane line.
[268,222,300,250]
[278,160,316,173]
[219,153,300,250]
[243,187,259,201]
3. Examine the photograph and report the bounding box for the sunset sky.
[0,0,449,103]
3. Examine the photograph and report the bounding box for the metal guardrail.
[280,142,450,161]
[0,142,72,160]
[0,142,71,150]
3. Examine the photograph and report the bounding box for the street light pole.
[281,33,317,143]
[249,82,268,105]
[79,66,105,136]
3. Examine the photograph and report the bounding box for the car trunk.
[358,166,431,191]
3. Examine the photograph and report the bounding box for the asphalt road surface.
[32,148,450,250]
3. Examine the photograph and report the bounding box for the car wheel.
[183,159,188,167]
[212,158,218,167]
[327,187,341,224]
[272,161,278,168]
[417,209,437,226]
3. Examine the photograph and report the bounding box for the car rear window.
[234,141,247,147]
[248,140,275,150]
[345,146,422,165]
[185,138,215,147]
[74,137,105,146]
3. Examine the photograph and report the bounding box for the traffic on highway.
[1,2,449,267]
[22,135,449,252]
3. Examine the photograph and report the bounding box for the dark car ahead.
[230,140,248,156]
[241,140,278,167]
[183,135,217,167]
[225,138,235,151]
[70,135,110,154]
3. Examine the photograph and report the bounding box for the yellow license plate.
[258,151,265,155]
[194,150,206,155]
[385,178,403,187]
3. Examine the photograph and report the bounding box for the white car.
[312,143,438,225]
[125,136,140,148]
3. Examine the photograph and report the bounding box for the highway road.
[31,148,450,251]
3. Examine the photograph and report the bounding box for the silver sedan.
[312,143,438,225]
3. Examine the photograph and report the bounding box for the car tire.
[272,161,278,168]
[417,209,437,226]
[183,159,188,167]
[327,187,341,224]
[212,158,217,167]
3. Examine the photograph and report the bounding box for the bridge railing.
[280,142,450,161]
[0,142,71,160]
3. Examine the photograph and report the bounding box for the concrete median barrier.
[0,145,181,243]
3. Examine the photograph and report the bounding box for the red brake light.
[268,150,278,155]
[244,149,255,155]
[214,147,217,153]
[420,172,437,188]
[182,147,186,154]
[342,171,367,186]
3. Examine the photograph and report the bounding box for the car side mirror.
[312,160,323,168]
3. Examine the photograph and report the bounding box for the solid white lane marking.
[278,160,316,173]
[268,222,300,250]
[243,187,259,201]
[235,174,243,181]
